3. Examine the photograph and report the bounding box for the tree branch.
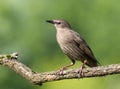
[0,52,120,86]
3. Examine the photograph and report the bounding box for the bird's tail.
[87,58,101,67]
[97,61,101,66]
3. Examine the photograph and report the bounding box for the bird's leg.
[60,62,75,70]
[78,60,87,77]
[57,60,75,75]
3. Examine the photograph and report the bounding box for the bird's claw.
[77,65,85,78]
[56,67,67,75]
[77,69,84,78]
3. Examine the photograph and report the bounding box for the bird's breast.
[56,29,73,45]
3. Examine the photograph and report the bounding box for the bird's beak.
[46,20,54,24]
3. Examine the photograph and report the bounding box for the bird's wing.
[72,31,101,67]
[72,31,97,61]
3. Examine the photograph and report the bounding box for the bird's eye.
[57,22,61,24]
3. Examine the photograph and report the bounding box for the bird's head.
[46,20,72,29]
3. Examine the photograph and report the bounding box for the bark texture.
[0,52,120,85]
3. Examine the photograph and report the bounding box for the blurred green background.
[0,0,120,89]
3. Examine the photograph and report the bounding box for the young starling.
[46,20,100,73]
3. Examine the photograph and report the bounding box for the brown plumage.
[46,19,100,71]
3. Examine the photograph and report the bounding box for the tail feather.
[86,58,101,67]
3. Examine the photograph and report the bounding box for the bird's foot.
[56,67,67,75]
[77,65,85,78]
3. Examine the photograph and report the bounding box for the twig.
[0,52,120,86]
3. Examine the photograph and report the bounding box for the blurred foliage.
[0,0,120,89]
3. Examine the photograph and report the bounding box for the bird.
[46,19,100,74]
